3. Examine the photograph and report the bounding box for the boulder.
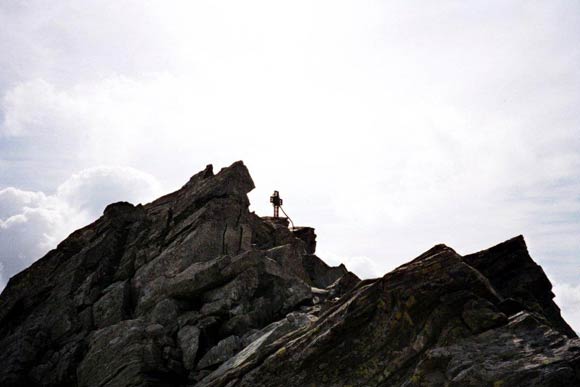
[178,325,201,371]
[291,226,317,254]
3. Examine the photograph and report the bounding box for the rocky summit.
[0,161,579,387]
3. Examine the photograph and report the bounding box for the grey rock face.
[221,244,580,387]
[178,325,201,371]
[197,336,242,370]
[77,319,162,387]
[291,227,317,254]
[0,161,355,386]
[464,235,577,338]
[0,161,578,387]
[92,280,130,328]
[197,312,317,387]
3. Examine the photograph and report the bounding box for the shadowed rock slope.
[0,161,578,387]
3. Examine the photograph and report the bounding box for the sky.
[0,1,579,330]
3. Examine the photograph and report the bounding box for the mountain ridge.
[0,161,578,386]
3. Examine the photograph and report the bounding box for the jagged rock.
[77,319,165,387]
[291,226,317,254]
[197,312,318,387]
[264,243,311,284]
[197,336,242,370]
[178,325,201,370]
[150,298,180,327]
[206,243,580,387]
[252,216,295,249]
[302,253,357,288]
[412,311,580,386]
[261,216,289,229]
[93,280,130,328]
[327,270,362,298]
[461,298,507,333]
[464,235,577,338]
[0,161,578,387]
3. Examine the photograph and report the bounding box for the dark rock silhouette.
[0,161,578,386]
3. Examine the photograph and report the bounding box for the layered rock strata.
[0,161,577,387]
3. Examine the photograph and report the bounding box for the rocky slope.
[0,161,578,387]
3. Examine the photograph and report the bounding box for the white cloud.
[342,256,382,280]
[0,187,46,219]
[319,250,383,280]
[56,166,162,220]
[0,166,161,290]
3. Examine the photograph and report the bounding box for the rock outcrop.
[0,161,578,387]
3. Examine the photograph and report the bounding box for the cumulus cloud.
[0,187,47,219]
[56,166,162,220]
[0,166,161,290]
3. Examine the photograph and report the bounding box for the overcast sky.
[1,1,579,330]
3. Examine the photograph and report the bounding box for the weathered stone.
[253,216,295,249]
[498,297,525,317]
[265,243,311,284]
[92,280,130,328]
[261,216,289,228]
[197,336,242,370]
[302,253,358,288]
[150,298,179,327]
[464,235,576,338]
[0,161,578,387]
[177,325,200,370]
[77,319,164,387]
[178,311,201,328]
[327,270,361,298]
[197,312,317,386]
[291,226,317,254]
[214,243,580,387]
[462,298,508,333]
